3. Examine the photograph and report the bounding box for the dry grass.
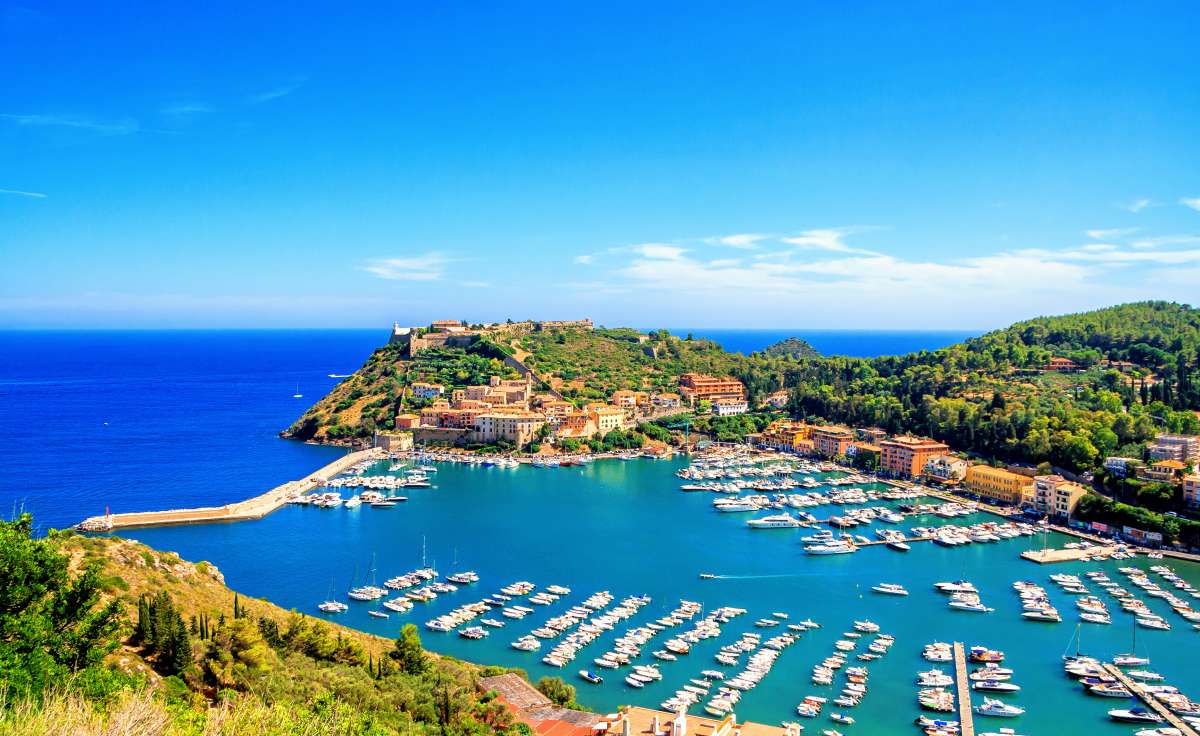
[0,688,169,736]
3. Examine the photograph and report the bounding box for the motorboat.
[872,583,909,596]
[976,698,1024,717]
[1108,708,1165,723]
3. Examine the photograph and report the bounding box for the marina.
[112,451,1200,736]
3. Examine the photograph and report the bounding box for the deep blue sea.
[0,328,963,530]
[3,329,1198,734]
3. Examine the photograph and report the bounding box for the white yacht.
[747,513,804,529]
[976,698,1024,717]
[872,583,909,596]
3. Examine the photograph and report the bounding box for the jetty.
[1020,545,1120,564]
[1102,663,1199,736]
[78,448,382,531]
[951,642,975,736]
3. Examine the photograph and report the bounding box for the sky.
[1,1,1198,330]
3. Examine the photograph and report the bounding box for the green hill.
[758,337,821,359]
[289,303,1200,480]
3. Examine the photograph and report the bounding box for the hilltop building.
[678,373,746,404]
[1148,433,1200,462]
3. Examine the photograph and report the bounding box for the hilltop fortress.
[388,318,593,357]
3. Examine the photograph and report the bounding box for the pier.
[1020,545,1120,564]
[78,448,383,531]
[1102,663,1199,736]
[951,642,975,736]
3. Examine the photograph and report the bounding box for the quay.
[1020,545,1120,564]
[77,448,383,531]
[951,642,975,736]
[1102,664,1199,736]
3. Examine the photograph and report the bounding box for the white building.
[712,399,749,417]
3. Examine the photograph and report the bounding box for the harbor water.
[120,457,1200,735]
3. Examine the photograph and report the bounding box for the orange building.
[678,373,746,403]
[879,435,951,478]
[811,425,855,458]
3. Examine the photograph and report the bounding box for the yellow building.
[590,405,627,434]
[758,421,812,451]
[964,465,1033,506]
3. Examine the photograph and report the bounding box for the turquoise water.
[119,457,1200,734]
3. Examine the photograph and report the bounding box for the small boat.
[579,670,603,684]
[829,713,854,724]
[976,698,1024,717]
[1108,707,1164,723]
[368,610,389,619]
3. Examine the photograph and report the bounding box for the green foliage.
[391,623,429,675]
[534,676,589,712]
[759,337,821,359]
[134,591,193,676]
[0,513,124,699]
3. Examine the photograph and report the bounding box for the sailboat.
[1114,620,1150,666]
[292,382,303,399]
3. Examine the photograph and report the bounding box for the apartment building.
[1148,433,1200,462]
[678,373,746,403]
[964,465,1033,506]
[1185,473,1199,509]
[1032,475,1089,520]
[472,411,545,447]
[923,454,968,483]
[410,382,445,399]
[811,425,855,458]
[712,398,749,416]
[879,435,951,479]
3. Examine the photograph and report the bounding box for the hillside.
[758,337,821,359]
[288,303,1200,479]
[1,515,545,736]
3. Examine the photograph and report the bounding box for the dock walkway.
[78,448,383,531]
[952,642,975,736]
[1102,663,1198,735]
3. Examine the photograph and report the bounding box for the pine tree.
[134,595,151,644]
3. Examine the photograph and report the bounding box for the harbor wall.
[79,448,383,531]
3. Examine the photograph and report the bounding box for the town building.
[678,373,746,404]
[1103,456,1142,478]
[857,427,888,445]
[1139,459,1188,483]
[1045,356,1080,372]
[590,405,627,434]
[410,382,445,400]
[1148,433,1200,462]
[879,435,951,479]
[472,411,545,448]
[755,421,811,452]
[811,425,855,458]
[923,455,968,484]
[652,393,682,410]
[964,465,1034,506]
[1185,473,1200,509]
[712,398,749,416]
[761,390,790,409]
[373,432,414,452]
[395,413,421,430]
[1032,475,1089,520]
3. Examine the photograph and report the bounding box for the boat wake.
[700,573,812,581]
[328,373,351,378]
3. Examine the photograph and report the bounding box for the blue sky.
[1,1,1198,330]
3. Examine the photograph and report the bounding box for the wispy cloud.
[631,243,687,260]
[779,227,881,255]
[1120,198,1156,213]
[573,254,595,265]
[161,102,214,116]
[0,113,139,135]
[249,78,306,104]
[360,253,451,281]
[1181,197,1200,212]
[707,233,772,249]
[1085,228,1136,240]
[0,188,47,199]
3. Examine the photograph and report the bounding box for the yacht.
[872,583,909,596]
[318,600,348,614]
[1108,708,1164,723]
[973,680,1021,692]
[746,513,804,529]
[975,698,1024,717]
[804,540,857,555]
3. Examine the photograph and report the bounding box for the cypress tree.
[134,595,150,644]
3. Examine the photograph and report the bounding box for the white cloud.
[710,233,771,249]
[1085,228,1136,240]
[360,253,450,281]
[779,227,880,255]
[1181,197,1200,212]
[573,254,595,265]
[0,113,139,135]
[0,188,46,198]
[1120,198,1156,213]
[631,243,687,260]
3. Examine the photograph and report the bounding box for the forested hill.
[289,302,1200,477]
[759,337,821,359]
[785,301,1200,475]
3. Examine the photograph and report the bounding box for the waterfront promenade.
[78,448,382,531]
[951,642,976,736]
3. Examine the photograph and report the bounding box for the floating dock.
[78,448,383,531]
[952,642,975,736]
[1020,545,1120,564]
[1102,663,1199,736]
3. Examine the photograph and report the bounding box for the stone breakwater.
[78,448,383,531]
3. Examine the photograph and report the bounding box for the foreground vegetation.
[0,514,547,736]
